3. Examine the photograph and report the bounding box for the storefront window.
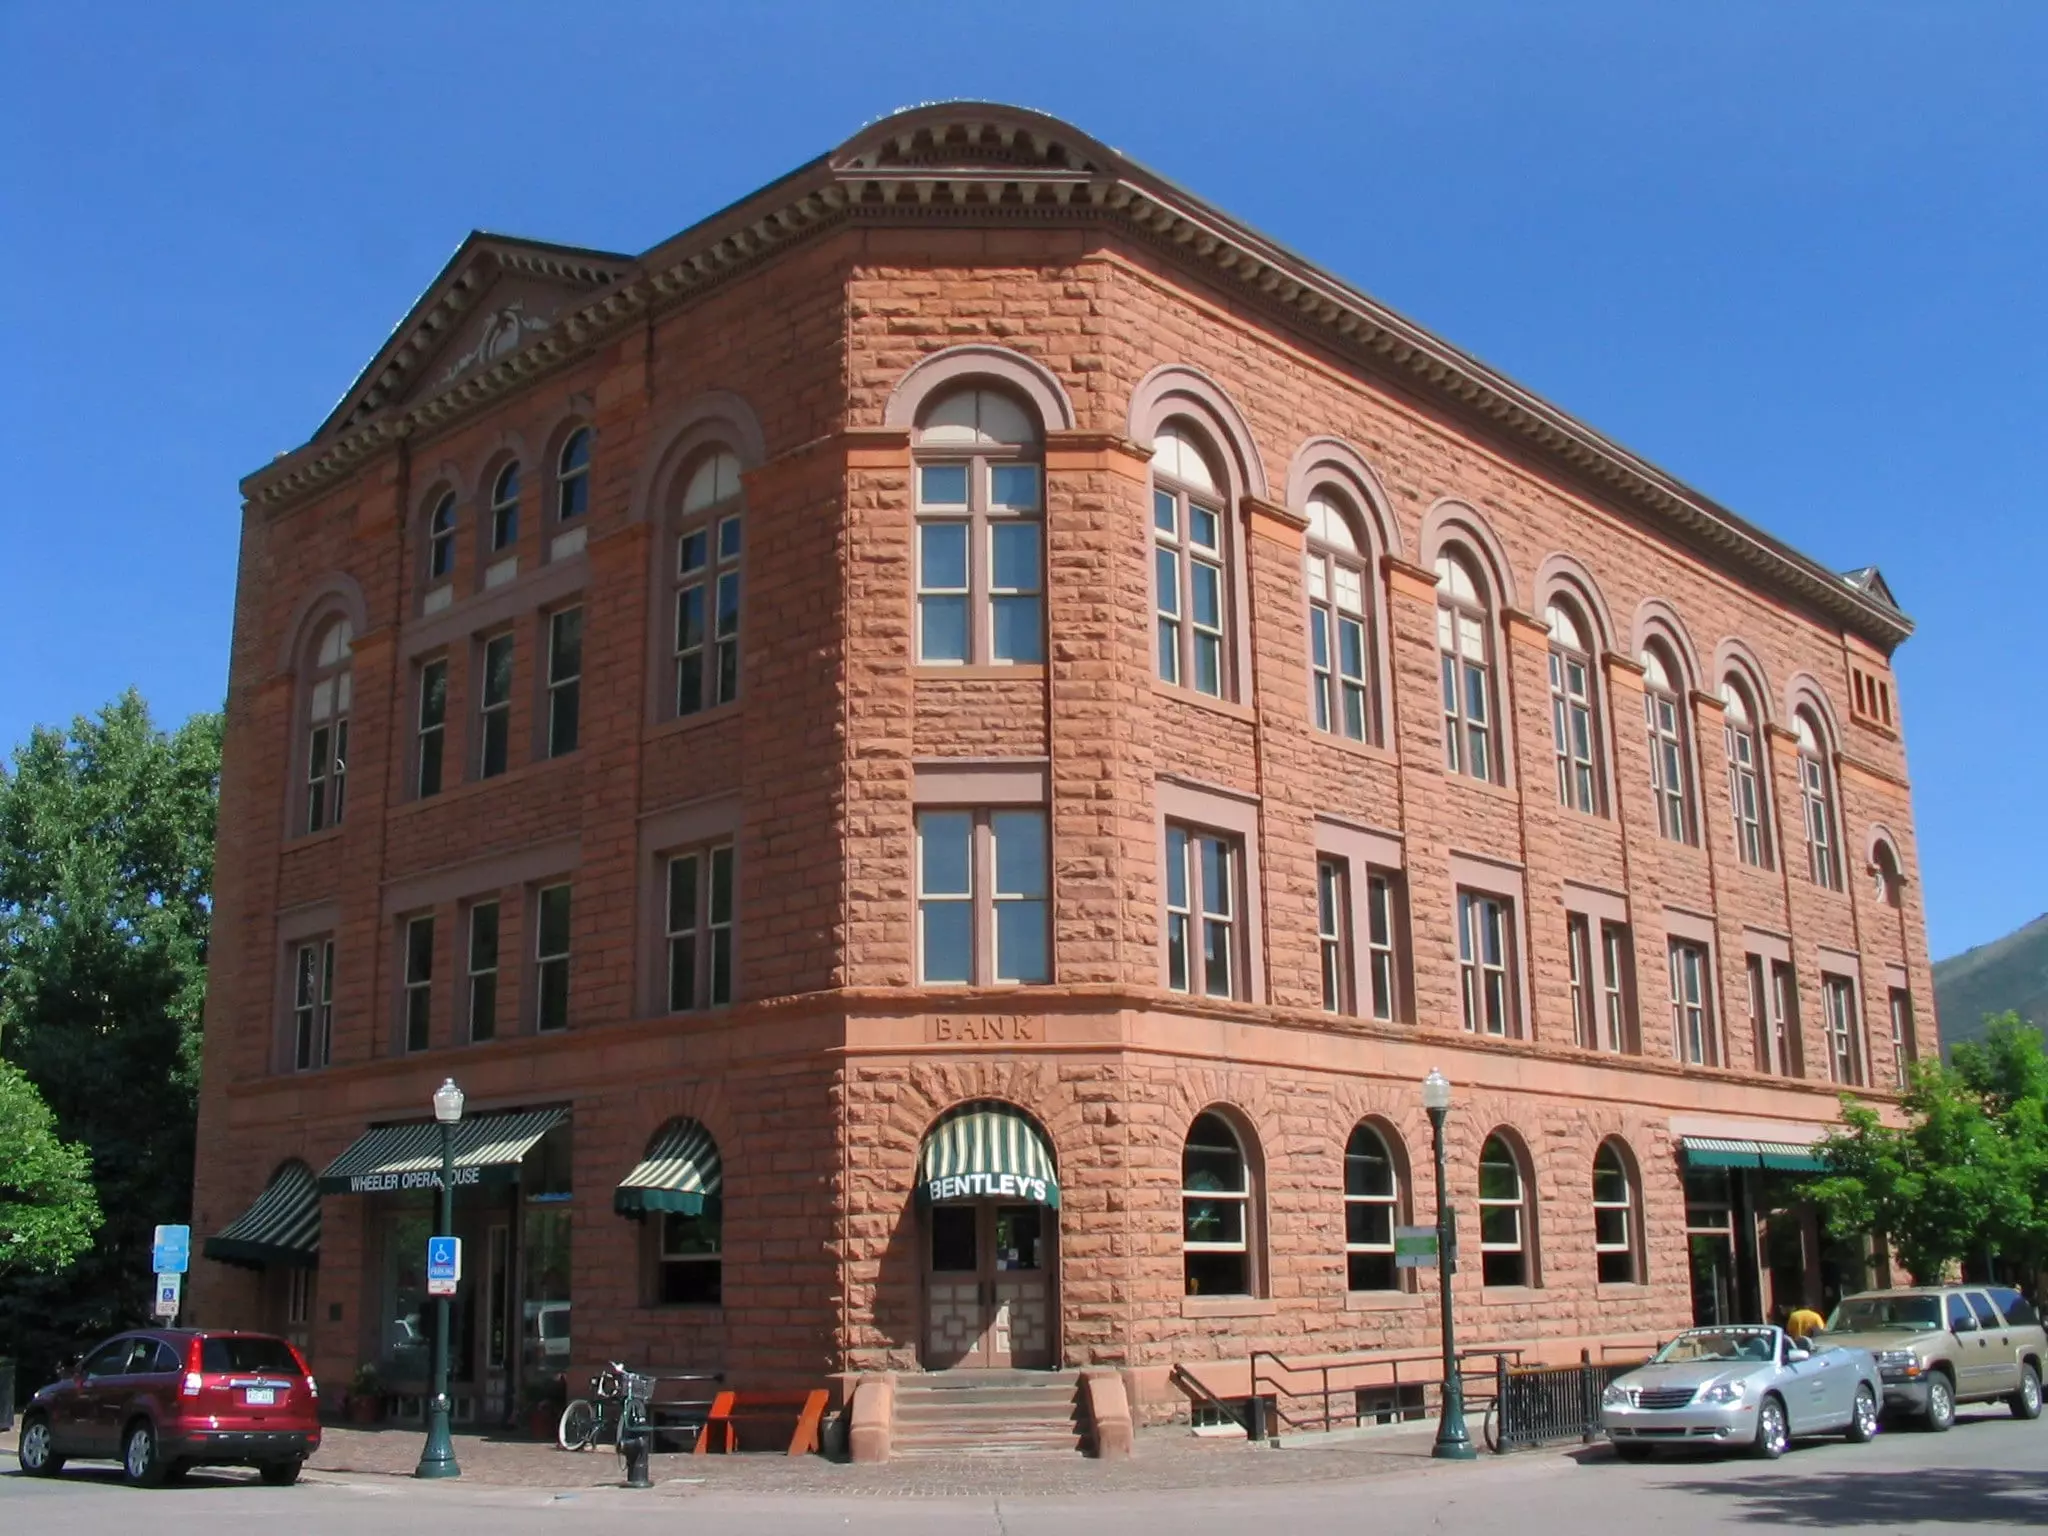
[520,1127,573,1388]
[1684,1170,1737,1326]
[376,1193,473,1384]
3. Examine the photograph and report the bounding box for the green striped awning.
[318,1108,568,1194]
[614,1120,723,1216]
[1680,1136,1826,1174]
[204,1162,320,1269]
[919,1102,1059,1208]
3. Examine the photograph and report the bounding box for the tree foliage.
[0,691,220,1379]
[0,1059,101,1273]
[1813,1013,2048,1284]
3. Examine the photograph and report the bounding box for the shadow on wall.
[1655,1466,2047,1527]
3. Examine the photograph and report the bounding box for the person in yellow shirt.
[1786,1305,1826,1341]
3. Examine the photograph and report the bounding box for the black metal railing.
[1246,1347,1521,1441]
[1484,1351,1651,1452]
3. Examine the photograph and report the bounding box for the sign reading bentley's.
[916,1102,1062,1208]
[927,1172,1053,1205]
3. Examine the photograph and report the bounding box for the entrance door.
[924,1202,1053,1368]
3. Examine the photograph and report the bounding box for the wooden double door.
[924,1201,1054,1368]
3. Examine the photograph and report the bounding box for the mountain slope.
[1934,912,2048,1052]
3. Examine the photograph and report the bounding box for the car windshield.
[201,1336,301,1374]
[1652,1328,1778,1364]
[1829,1295,1941,1332]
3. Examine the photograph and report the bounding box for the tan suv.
[1822,1285,2046,1430]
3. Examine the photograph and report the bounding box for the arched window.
[1478,1132,1533,1287]
[427,492,457,582]
[1152,425,1232,698]
[913,388,1043,666]
[673,450,744,715]
[1344,1122,1403,1292]
[1305,491,1375,742]
[1436,550,1495,781]
[1592,1140,1641,1285]
[1795,711,1840,890]
[1182,1110,1255,1296]
[302,617,352,834]
[489,461,521,553]
[1720,677,1769,868]
[1546,601,1599,814]
[557,428,592,522]
[1872,840,1904,909]
[1641,644,1693,843]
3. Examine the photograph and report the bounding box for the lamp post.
[415,1076,464,1480]
[1423,1068,1475,1460]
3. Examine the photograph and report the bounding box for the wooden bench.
[692,1388,830,1456]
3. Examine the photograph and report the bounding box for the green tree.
[0,1059,101,1273]
[1813,1013,2048,1284]
[0,691,220,1381]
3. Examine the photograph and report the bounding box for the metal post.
[1429,1103,1475,1460]
[415,1118,461,1479]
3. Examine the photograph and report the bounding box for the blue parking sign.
[427,1235,461,1296]
[152,1224,191,1275]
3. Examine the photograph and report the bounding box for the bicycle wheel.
[1482,1398,1501,1454]
[558,1398,600,1451]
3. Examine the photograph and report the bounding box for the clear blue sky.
[2,3,2040,960]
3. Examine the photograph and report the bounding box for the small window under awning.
[919,1101,1060,1208]
[614,1120,723,1216]
[204,1162,320,1269]
[1680,1136,1825,1174]
[318,1108,568,1195]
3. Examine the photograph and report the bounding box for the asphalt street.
[3,1410,2043,1534]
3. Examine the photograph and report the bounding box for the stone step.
[890,1369,1088,1457]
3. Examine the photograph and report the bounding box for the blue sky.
[2,3,2041,960]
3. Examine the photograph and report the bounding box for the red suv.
[15,1329,321,1486]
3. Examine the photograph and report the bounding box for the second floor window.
[914,388,1044,666]
[1547,602,1599,813]
[428,492,457,581]
[667,844,736,1010]
[1670,939,1715,1066]
[1317,857,1348,1012]
[557,428,591,521]
[1570,914,1635,1053]
[916,808,1050,986]
[1151,427,1231,698]
[303,618,352,834]
[1721,681,1769,868]
[1436,551,1494,781]
[1166,824,1239,999]
[490,462,520,553]
[534,883,571,1032]
[479,634,514,778]
[674,451,743,716]
[1824,973,1863,1085]
[1796,712,1840,890]
[1745,955,1800,1077]
[1642,646,1692,843]
[467,902,499,1043]
[1457,890,1514,1036]
[416,659,448,798]
[1305,492,1374,742]
[403,916,434,1052]
[547,608,582,758]
[291,939,334,1071]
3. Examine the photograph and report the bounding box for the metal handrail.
[1246,1345,1522,1439]
[1170,1361,1258,1436]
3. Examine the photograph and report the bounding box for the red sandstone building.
[190,104,1934,1433]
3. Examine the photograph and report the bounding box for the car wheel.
[17,1414,65,1477]
[1751,1394,1789,1460]
[1924,1373,1955,1433]
[1846,1384,1879,1443]
[2012,1363,2042,1421]
[123,1421,166,1487]
[258,1459,303,1487]
[1614,1442,1654,1463]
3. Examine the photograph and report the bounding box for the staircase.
[890,1369,1087,1458]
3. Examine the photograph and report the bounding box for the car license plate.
[244,1387,276,1406]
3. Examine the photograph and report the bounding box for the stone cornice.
[243,103,1912,652]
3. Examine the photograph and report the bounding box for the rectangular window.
[1771,961,1801,1077]
[916,520,969,663]
[1154,488,1227,697]
[416,658,448,798]
[916,809,1050,987]
[403,915,433,1053]
[1669,940,1715,1066]
[1726,723,1766,867]
[546,608,582,758]
[1307,553,1372,742]
[479,633,514,778]
[1549,649,1598,813]
[1567,914,1595,1049]
[1746,955,1773,1074]
[467,902,499,1043]
[1317,857,1350,1013]
[666,843,736,1011]
[1646,690,1690,843]
[1456,890,1514,1036]
[1599,923,1634,1053]
[1365,871,1401,1021]
[534,884,571,1032]
[714,518,741,706]
[1166,824,1239,998]
[1889,988,1916,1087]
[292,939,334,1071]
[674,514,741,715]
[1824,974,1863,1086]
[910,445,1047,667]
[658,1208,723,1307]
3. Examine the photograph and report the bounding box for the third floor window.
[914,387,1044,667]
[1151,426,1232,699]
[674,451,743,717]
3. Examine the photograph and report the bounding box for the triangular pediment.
[316,233,633,440]
[1841,565,1900,610]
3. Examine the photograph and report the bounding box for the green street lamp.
[415,1076,465,1480]
[1423,1068,1476,1461]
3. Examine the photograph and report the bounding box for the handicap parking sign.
[426,1235,462,1297]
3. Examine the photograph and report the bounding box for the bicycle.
[558,1362,651,1452]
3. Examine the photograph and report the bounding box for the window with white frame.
[416,659,448,798]
[546,608,582,758]
[1165,824,1240,999]
[1151,426,1231,698]
[914,389,1044,667]
[1478,1133,1533,1287]
[1889,987,1916,1087]
[427,492,457,582]
[1643,645,1692,843]
[1567,914,1596,1049]
[467,902,499,1043]
[658,1201,722,1306]
[1317,857,1350,1013]
[673,450,744,716]
[534,883,571,1032]
[489,462,520,553]
[1593,1140,1639,1284]
[403,915,433,1053]
[291,938,334,1071]
[1182,1111,1253,1296]
[1823,973,1863,1085]
[557,428,591,522]
[1568,910,1634,1053]
[666,843,736,1010]
[916,809,1049,986]
[1365,871,1401,1021]
[1456,889,1515,1036]
[1721,680,1769,867]
[478,633,514,778]
[1305,491,1375,742]
[1344,1122,1401,1292]
[1436,551,1495,781]
[1746,954,1802,1077]
[1547,602,1599,813]
[1669,938,1715,1066]
[1795,712,1840,890]
[303,619,352,834]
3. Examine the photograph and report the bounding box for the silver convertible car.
[1602,1325,1882,1460]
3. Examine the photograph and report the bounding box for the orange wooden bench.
[692,1388,830,1456]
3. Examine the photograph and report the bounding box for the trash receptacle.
[0,1357,15,1433]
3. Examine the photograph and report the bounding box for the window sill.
[1345,1289,1426,1312]
[1182,1295,1277,1319]
[915,664,1046,681]
[645,701,743,743]
[1480,1285,1544,1301]
[1553,804,1617,831]
[1308,730,1398,768]
[1595,1282,1649,1302]
[1442,770,1520,803]
[1151,682,1257,726]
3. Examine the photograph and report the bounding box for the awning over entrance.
[1680,1136,1827,1174]
[919,1102,1059,1208]
[614,1120,722,1216]
[203,1162,320,1269]
[318,1108,567,1194]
